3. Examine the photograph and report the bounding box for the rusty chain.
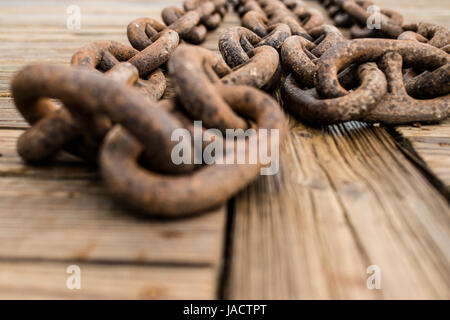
[12,0,287,217]
[225,0,448,124]
[10,0,450,216]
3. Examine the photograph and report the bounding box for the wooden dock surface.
[0,0,449,299]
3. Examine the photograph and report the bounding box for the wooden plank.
[0,0,229,299]
[226,1,450,299]
[0,261,216,299]
[0,98,27,129]
[227,0,450,300]
[0,129,98,179]
[394,120,450,194]
[226,120,450,299]
[0,174,226,266]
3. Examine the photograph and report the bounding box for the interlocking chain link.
[226,0,448,124]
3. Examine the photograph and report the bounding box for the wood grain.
[227,119,450,299]
[226,1,450,299]
[0,174,226,266]
[395,119,450,192]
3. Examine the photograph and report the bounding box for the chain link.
[227,0,448,124]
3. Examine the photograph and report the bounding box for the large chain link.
[12,0,287,217]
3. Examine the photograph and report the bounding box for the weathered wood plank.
[0,0,230,299]
[395,120,450,192]
[0,261,216,299]
[0,174,226,266]
[1,0,449,300]
[226,119,450,299]
[373,0,450,27]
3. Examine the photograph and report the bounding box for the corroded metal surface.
[100,83,286,217]
[12,63,139,163]
[278,0,449,125]
[315,39,449,98]
[364,52,449,124]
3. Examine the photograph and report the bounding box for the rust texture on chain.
[101,46,286,216]
[13,63,140,163]
[318,0,404,38]
[244,0,449,124]
[226,0,448,124]
[14,0,226,164]
[9,0,450,216]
